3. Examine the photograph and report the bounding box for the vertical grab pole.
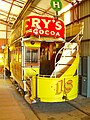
[4,52,5,80]
[21,20,27,95]
[22,37,26,95]
[36,74,38,99]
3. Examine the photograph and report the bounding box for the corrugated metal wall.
[81,40,90,56]
[79,0,90,40]
[79,0,90,56]
[82,17,90,40]
[79,0,90,18]
[62,0,90,56]
[67,0,90,56]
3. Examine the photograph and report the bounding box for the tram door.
[40,42,57,75]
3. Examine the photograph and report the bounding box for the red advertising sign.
[23,16,65,38]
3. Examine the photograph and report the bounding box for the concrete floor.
[0,78,39,120]
[0,77,90,120]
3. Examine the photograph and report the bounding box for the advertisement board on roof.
[23,16,65,39]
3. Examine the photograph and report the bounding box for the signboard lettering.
[23,16,64,38]
[55,80,73,95]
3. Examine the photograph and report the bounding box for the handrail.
[55,28,84,66]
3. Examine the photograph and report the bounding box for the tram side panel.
[10,45,23,88]
[4,46,11,78]
[31,55,79,102]
[10,41,40,90]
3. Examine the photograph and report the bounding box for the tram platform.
[0,76,90,120]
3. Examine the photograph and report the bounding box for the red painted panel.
[23,16,65,38]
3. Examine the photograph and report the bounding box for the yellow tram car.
[5,16,83,103]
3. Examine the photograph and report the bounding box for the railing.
[55,28,84,66]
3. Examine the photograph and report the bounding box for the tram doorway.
[40,42,64,76]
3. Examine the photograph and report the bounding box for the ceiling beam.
[0,12,16,20]
[12,0,41,29]
[31,9,42,15]
[30,6,55,16]
[1,0,23,8]
[0,29,10,32]
[41,7,51,15]
[6,0,15,22]
[0,9,17,17]
[0,19,12,27]
[14,0,25,5]
[64,0,72,4]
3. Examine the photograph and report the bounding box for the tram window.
[18,48,22,63]
[25,49,38,63]
[31,50,38,62]
[16,50,18,62]
[26,50,30,62]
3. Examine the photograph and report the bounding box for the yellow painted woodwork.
[30,54,79,102]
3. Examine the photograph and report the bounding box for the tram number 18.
[55,80,73,95]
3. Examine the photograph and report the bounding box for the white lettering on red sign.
[23,16,64,38]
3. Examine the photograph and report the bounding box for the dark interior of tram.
[40,41,64,76]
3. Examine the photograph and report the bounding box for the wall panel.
[81,40,90,56]
[82,17,90,40]
[79,0,90,18]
